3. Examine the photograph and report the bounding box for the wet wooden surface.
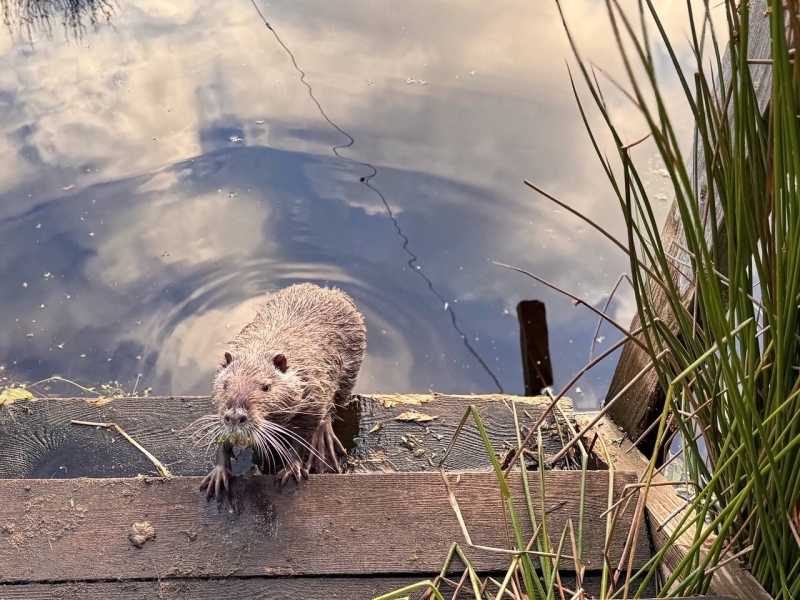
[0,471,647,583]
[0,394,575,478]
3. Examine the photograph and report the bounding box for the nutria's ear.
[273,354,288,373]
[224,351,233,366]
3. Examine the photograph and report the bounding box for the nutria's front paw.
[306,419,347,474]
[200,465,232,502]
[276,457,309,488]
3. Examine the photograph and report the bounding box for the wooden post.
[517,300,553,394]
[606,1,774,441]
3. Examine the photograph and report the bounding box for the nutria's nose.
[223,408,248,426]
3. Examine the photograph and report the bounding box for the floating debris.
[230,135,244,143]
[61,185,75,191]
[256,120,265,125]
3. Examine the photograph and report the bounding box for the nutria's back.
[232,283,365,371]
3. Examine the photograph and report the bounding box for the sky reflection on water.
[0,0,699,407]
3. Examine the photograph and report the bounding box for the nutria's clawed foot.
[276,456,310,488]
[306,419,346,474]
[200,464,232,502]
[200,440,233,501]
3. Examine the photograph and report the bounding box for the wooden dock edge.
[578,413,772,600]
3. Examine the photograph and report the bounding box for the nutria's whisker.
[251,428,274,473]
[191,424,223,448]
[182,414,220,436]
[265,421,322,460]
[261,428,293,468]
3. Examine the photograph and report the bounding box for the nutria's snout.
[218,406,254,448]
[223,407,249,427]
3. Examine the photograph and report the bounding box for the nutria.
[195,283,366,501]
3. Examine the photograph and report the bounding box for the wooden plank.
[517,300,553,394]
[578,414,772,600]
[0,471,648,583]
[0,394,575,478]
[606,0,773,441]
[0,577,424,600]
[0,575,635,600]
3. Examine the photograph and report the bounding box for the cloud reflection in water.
[0,0,694,406]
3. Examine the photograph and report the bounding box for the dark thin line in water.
[250,0,503,393]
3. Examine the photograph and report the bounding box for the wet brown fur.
[212,282,366,443]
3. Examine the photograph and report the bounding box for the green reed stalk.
[557,0,800,596]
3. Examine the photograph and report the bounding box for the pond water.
[0,0,688,408]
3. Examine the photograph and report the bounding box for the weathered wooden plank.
[0,394,575,478]
[578,414,772,600]
[517,300,553,394]
[351,394,574,472]
[0,471,647,583]
[0,577,423,600]
[607,0,773,441]
[0,575,640,600]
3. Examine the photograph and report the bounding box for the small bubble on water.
[35,223,41,229]
[22,282,27,288]
[80,354,86,358]
[40,304,45,309]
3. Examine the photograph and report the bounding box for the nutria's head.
[209,350,309,449]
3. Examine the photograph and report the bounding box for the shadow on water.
[1,0,115,41]
[250,0,503,393]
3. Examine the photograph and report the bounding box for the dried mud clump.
[128,521,156,548]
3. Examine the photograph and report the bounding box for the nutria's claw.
[306,419,347,474]
[276,458,309,488]
[200,465,231,502]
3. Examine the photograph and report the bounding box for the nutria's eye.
[261,384,270,393]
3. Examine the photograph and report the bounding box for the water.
[0,0,684,409]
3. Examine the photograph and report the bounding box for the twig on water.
[71,420,173,478]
